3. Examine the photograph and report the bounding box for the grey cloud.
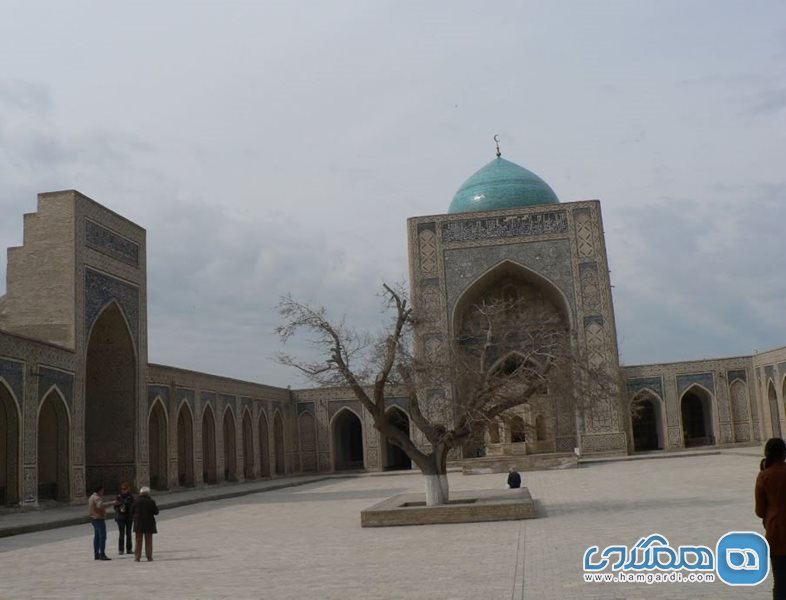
[747,88,786,115]
[0,79,52,114]
[144,198,403,386]
[610,182,786,366]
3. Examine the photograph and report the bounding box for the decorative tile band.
[39,366,74,412]
[442,210,568,242]
[85,220,139,267]
[727,369,747,383]
[298,401,315,415]
[677,372,715,397]
[0,358,25,404]
[84,268,140,346]
[147,385,170,412]
[627,376,664,399]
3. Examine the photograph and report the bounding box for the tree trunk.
[422,446,450,506]
[424,473,449,506]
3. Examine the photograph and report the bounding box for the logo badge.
[716,531,769,586]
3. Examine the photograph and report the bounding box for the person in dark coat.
[131,486,159,562]
[113,482,134,555]
[755,437,786,600]
[507,467,522,489]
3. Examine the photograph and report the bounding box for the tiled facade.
[0,189,779,506]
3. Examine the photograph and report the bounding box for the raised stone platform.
[461,452,578,475]
[360,487,537,527]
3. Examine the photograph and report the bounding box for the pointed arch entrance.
[242,410,254,480]
[85,302,136,493]
[333,409,364,471]
[631,392,663,452]
[259,412,270,477]
[177,404,194,487]
[38,388,70,500]
[452,260,574,452]
[223,408,237,482]
[769,381,781,438]
[148,399,168,490]
[383,407,411,471]
[681,387,714,447]
[201,405,217,484]
[273,411,285,476]
[0,381,20,505]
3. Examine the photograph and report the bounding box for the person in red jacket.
[756,437,786,599]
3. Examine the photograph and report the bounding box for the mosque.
[0,148,782,506]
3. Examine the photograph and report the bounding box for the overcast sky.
[1,1,784,387]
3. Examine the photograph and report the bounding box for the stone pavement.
[0,474,334,538]
[0,449,771,599]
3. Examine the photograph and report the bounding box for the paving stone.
[0,451,771,599]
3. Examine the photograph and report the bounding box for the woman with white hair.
[130,486,159,562]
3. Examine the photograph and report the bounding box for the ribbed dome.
[448,157,559,214]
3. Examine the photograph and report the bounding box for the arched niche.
[631,391,664,452]
[451,260,573,337]
[508,414,527,444]
[148,398,168,490]
[451,261,571,411]
[223,407,237,482]
[85,301,136,493]
[0,380,19,506]
[299,411,317,472]
[769,380,781,438]
[176,402,194,487]
[242,410,254,480]
[259,411,271,478]
[681,385,714,447]
[273,411,285,476]
[37,387,70,501]
[201,405,217,484]
[332,409,364,471]
[383,407,411,471]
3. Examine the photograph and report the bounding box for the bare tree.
[276,284,611,506]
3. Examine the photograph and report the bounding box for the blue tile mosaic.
[298,401,315,415]
[677,372,715,397]
[39,366,74,413]
[0,358,24,403]
[85,220,139,267]
[626,377,663,399]
[727,369,747,383]
[84,268,139,346]
[147,385,170,412]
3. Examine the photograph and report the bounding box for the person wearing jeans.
[88,485,111,561]
[113,482,134,555]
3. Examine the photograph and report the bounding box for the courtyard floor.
[0,449,769,599]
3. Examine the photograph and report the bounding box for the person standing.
[131,486,159,562]
[88,485,111,561]
[755,437,786,599]
[113,482,135,555]
[507,467,522,489]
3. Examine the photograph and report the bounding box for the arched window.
[509,415,526,443]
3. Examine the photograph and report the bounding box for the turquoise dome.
[448,157,559,214]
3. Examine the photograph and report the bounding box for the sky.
[0,1,784,387]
